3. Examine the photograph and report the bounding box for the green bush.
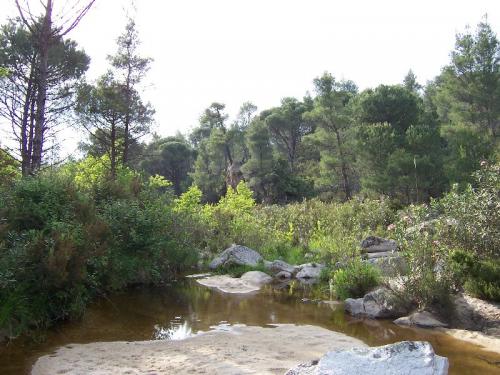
[450,250,500,302]
[438,163,499,259]
[332,260,380,300]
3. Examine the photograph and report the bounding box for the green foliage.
[438,162,499,258]
[332,260,380,300]
[0,148,20,186]
[0,169,196,338]
[450,250,500,301]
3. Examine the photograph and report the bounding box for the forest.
[0,1,498,343]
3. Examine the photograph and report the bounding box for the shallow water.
[1,278,499,374]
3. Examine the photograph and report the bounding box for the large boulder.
[285,341,448,375]
[296,263,325,279]
[264,259,297,275]
[345,287,407,319]
[361,236,398,253]
[240,271,272,286]
[394,311,448,328]
[208,245,263,270]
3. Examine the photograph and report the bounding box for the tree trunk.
[334,128,351,200]
[110,119,117,180]
[31,0,53,172]
[20,62,36,175]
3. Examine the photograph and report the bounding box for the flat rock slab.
[286,341,448,375]
[32,324,366,375]
[196,275,262,293]
[394,311,448,328]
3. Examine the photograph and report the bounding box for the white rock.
[240,271,272,286]
[394,311,448,328]
[196,275,261,294]
[286,341,449,375]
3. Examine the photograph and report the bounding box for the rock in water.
[208,244,263,269]
[285,341,449,375]
[394,311,448,328]
[240,271,272,286]
[296,263,325,279]
[361,236,398,253]
[345,287,407,318]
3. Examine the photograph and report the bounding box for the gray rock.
[208,245,263,270]
[394,311,448,328]
[264,259,296,275]
[361,236,398,253]
[296,263,325,279]
[275,270,292,280]
[285,341,448,375]
[345,287,407,319]
[366,256,407,277]
[240,271,272,286]
[366,251,400,260]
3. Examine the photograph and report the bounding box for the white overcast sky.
[2,0,500,154]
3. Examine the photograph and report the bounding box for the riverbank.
[32,324,365,375]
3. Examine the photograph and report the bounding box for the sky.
[1,0,500,156]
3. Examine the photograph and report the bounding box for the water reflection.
[153,319,192,340]
[0,278,498,375]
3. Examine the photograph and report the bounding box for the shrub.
[438,163,499,259]
[395,235,454,312]
[332,260,380,300]
[450,250,500,302]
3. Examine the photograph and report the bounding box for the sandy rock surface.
[32,324,366,375]
[196,275,261,293]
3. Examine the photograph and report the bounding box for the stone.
[361,236,398,253]
[196,275,261,294]
[366,251,400,260]
[366,255,407,277]
[208,244,263,270]
[345,287,407,319]
[296,263,325,279]
[394,311,449,328]
[275,270,292,280]
[240,271,272,286]
[264,259,296,275]
[285,341,449,375]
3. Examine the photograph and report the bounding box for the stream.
[1,278,499,374]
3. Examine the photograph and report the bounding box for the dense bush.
[438,163,499,259]
[450,250,500,302]
[331,260,380,300]
[0,166,196,338]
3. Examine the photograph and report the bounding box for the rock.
[345,287,407,319]
[394,311,448,328]
[366,251,400,260]
[361,236,398,253]
[296,263,325,279]
[264,259,296,275]
[275,271,292,280]
[285,341,448,375]
[367,256,407,277]
[208,244,263,270]
[196,275,261,294]
[240,271,272,286]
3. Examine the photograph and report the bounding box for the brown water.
[1,278,499,374]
